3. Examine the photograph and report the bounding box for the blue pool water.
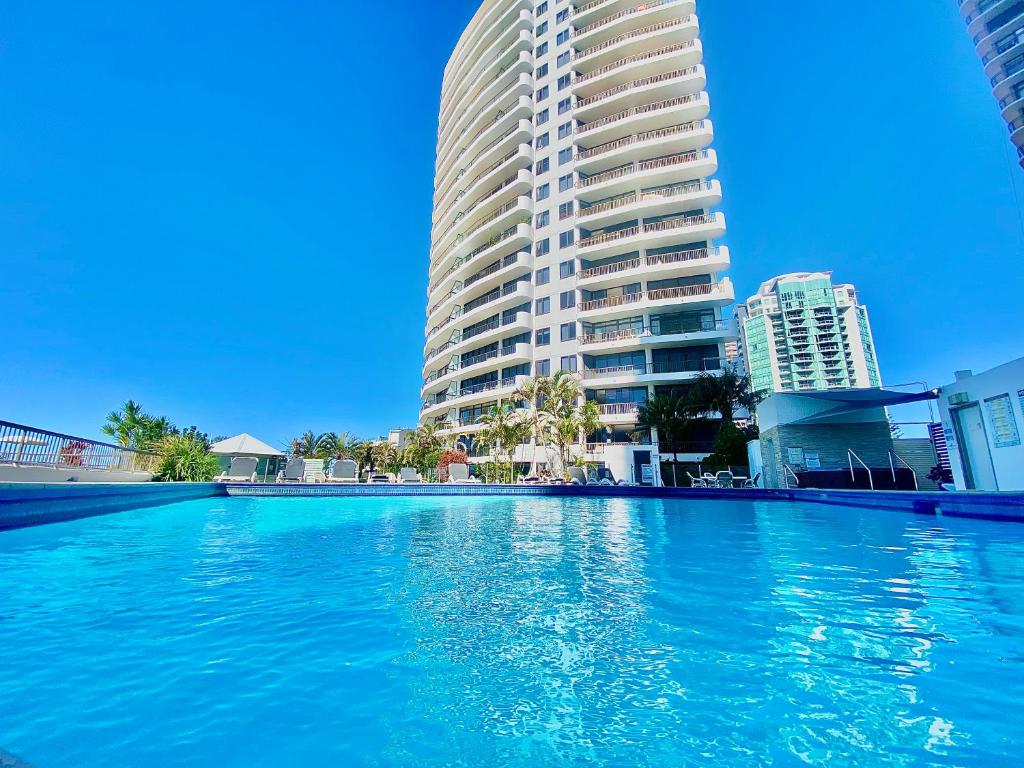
[0,496,1022,767]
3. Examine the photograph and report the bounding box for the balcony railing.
[576,120,707,161]
[583,356,722,380]
[576,92,704,135]
[575,41,698,84]
[579,318,728,344]
[579,281,724,311]
[578,256,642,279]
[578,148,709,187]
[578,180,714,220]
[597,402,642,415]
[576,67,700,109]
[575,16,693,61]
[578,212,719,248]
[459,376,518,397]
[0,420,158,473]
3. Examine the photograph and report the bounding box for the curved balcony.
[442,35,533,132]
[576,148,717,200]
[427,279,533,346]
[574,92,710,145]
[577,244,729,289]
[982,33,1024,82]
[574,0,694,51]
[584,356,723,389]
[427,249,532,327]
[575,119,713,173]
[993,66,1024,105]
[429,222,533,300]
[422,343,532,397]
[577,178,722,229]
[578,212,726,260]
[579,318,734,353]
[432,169,533,259]
[424,310,532,368]
[437,80,533,179]
[966,1,1023,45]
[434,119,533,216]
[430,200,532,279]
[578,278,734,321]
[573,40,703,99]
[574,66,706,123]
[442,3,532,117]
[574,15,700,71]
[421,375,526,418]
[439,71,534,161]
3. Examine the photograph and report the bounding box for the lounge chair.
[215,456,259,483]
[399,467,421,483]
[568,467,588,485]
[715,471,735,489]
[742,472,762,489]
[276,457,305,483]
[687,472,707,488]
[447,463,481,484]
[326,459,359,483]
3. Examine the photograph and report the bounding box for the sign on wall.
[787,447,804,465]
[984,393,1020,448]
[805,452,821,469]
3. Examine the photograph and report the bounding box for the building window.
[536,359,550,376]
[536,132,550,150]
[559,201,574,219]
[560,322,576,341]
[536,109,549,126]
[535,267,550,285]
[560,355,577,373]
[559,230,575,248]
[536,63,548,78]
[556,8,568,22]
[535,184,550,201]
[536,328,551,346]
[557,97,571,114]
[557,74,571,91]
[558,173,574,192]
[535,238,550,257]
[558,147,572,165]
[558,121,572,139]
[535,85,549,102]
[557,51,570,67]
[556,29,571,45]
[535,297,551,315]
[559,259,575,278]
[535,210,550,228]
[560,290,576,309]
[536,42,548,57]
[535,157,550,174]
[536,21,548,35]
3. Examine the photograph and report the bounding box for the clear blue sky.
[1,1,1022,447]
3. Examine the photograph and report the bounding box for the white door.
[956,405,998,490]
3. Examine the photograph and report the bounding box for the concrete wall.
[939,358,1024,492]
[760,421,894,487]
[892,438,941,490]
[0,465,154,483]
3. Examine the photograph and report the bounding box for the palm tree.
[685,364,760,424]
[549,398,602,476]
[102,400,148,448]
[513,375,553,476]
[290,431,335,458]
[637,392,692,456]
[478,403,530,483]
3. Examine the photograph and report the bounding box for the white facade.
[421,0,735,483]
[938,358,1024,491]
[736,272,881,396]
[958,0,1024,168]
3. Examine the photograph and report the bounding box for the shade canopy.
[784,388,939,425]
[208,433,284,457]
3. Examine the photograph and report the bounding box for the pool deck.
[0,481,1022,531]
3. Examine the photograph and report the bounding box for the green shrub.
[155,434,222,482]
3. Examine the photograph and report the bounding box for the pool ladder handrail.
[888,450,919,491]
[848,448,873,490]
[782,464,800,489]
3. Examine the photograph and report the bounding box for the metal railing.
[783,464,800,489]
[0,420,158,473]
[575,41,697,84]
[889,450,919,491]
[848,448,873,491]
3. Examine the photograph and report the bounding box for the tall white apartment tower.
[421,0,735,481]
[958,0,1024,167]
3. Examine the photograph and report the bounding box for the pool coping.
[1,481,1022,531]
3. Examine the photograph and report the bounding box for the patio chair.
[326,459,359,483]
[447,463,480,483]
[568,467,588,485]
[399,467,421,483]
[276,457,305,483]
[215,456,259,483]
[715,471,735,489]
[687,472,707,488]
[742,472,762,489]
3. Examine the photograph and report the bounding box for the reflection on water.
[0,496,1021,767]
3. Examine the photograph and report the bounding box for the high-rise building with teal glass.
[736,272,881,395]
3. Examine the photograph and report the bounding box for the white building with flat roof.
[736,272,881,397]
[420,0,736,482]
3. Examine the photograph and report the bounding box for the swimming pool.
[1,495,1021,766]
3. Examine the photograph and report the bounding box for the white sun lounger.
[326,459,359,483]
[276,457,305,483]
[215,456,259,483]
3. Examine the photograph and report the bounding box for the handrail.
[783,464,800,489]
[848,448,873,490]
[889,450,919,491]
[0,419,157,472]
